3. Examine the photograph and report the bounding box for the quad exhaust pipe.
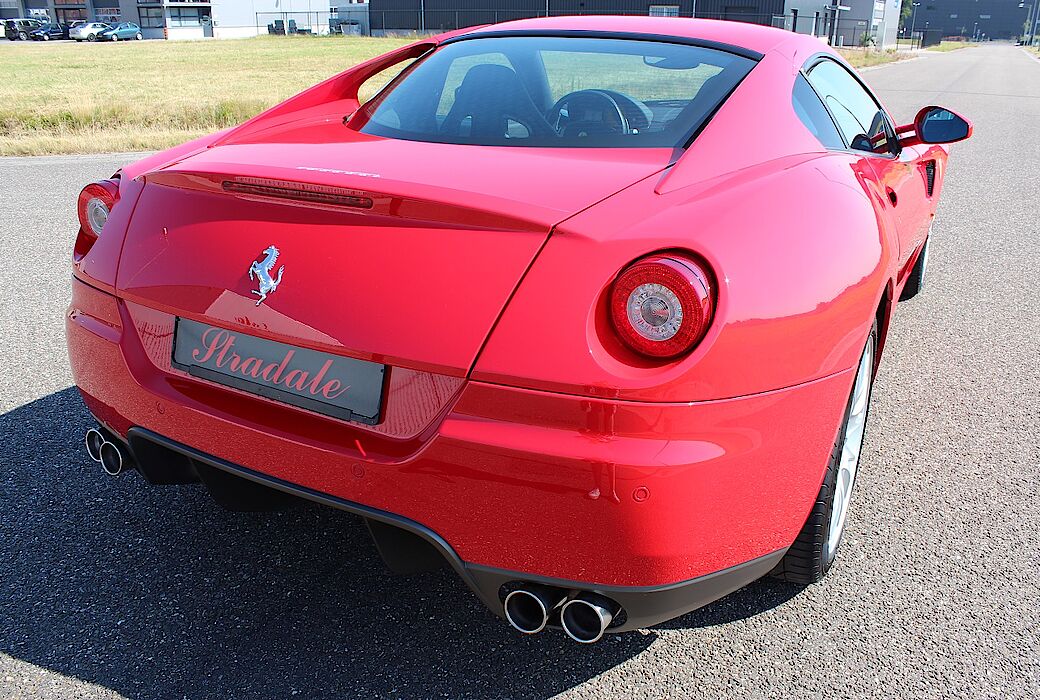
[504,584,621,642]
[85,428,128,476]
[504,584,568,635]
[561,593,621,644]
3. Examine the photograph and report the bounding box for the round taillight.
[77,181,118,238]
[610,254,715,359]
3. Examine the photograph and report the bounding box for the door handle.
[886,187,898,206]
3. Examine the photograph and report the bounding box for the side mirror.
[898,106,972,147]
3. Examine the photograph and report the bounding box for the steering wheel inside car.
[547,90,651,138]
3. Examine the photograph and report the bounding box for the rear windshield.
[352,36,755,148]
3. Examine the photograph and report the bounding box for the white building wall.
[785,0,899,48]
[878,0,901,48]
[213,24,263,38]
[165,24,204,39]
[213,0,331,36]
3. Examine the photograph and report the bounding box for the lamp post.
[906,2,923,46]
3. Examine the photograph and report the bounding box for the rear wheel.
[135,32,142,40]
[772,323,876,584]
[18,31,28,40]
[87,33,96,41]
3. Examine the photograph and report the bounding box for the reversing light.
[609,254,715,359]
[77,180,119,238]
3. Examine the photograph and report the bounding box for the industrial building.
[2,0,1027,42]
[366,0,693,34]
[905,0,1029,40]
[365,0,900,47]
[0,0,369,39]
[778,0,902,47]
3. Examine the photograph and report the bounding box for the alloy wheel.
[825,336,874,559]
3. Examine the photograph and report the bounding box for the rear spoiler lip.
[441,28,765,62]
[138,167,559,233]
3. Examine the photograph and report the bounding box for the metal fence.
[367,7,690,33]
[257,12,333,35]
[276,7,912,49]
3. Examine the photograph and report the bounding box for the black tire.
[18,31,28,40]
[772,323,877,584]
[900,235,930,301]
[87,33,96,41]
[135,32,142,40]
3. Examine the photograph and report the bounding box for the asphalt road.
[1,44,1038,700]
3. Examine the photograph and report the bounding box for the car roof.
[459,16,813,56]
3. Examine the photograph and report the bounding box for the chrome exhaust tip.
[87,428,128,476]
[561,593,620,644]
[99,440,124,476]
[504,585,567,635]
[85,428,104,462]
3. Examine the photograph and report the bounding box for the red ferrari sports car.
[67,17,970,642]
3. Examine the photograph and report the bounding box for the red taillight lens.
[77,180,119,239]
[610,254,715,359]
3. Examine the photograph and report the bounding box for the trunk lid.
[116,136,671,375]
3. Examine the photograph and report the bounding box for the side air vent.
[923,160,936,197]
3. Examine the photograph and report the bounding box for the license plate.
[172,318,386,425]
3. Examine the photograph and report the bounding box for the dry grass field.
[927,41,978,52]
[0,35,412,156]
[0,34,908,156]
[836,47,911,68]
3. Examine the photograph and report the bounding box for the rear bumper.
[67,277,855,630]
[120,426,785,632]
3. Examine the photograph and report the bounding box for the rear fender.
[474,155,892,401]
[212,39,441,147]
[72,174,144,294]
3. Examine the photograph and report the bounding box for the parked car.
[29,22,69,41]
[4,18,43,40]
[97,22,142,41]
[67,17,972,643]
[69,22,110,42]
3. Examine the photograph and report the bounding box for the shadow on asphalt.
[1,389,798,699]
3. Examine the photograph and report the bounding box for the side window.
[805,60,896,155]
[792,74,844,149]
